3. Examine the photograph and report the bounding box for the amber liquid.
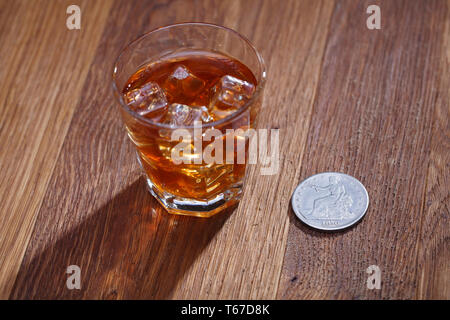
[121,50,259,201]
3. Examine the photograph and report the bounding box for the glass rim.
[111,22,266,130]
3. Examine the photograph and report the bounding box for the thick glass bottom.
[144,177,242,217]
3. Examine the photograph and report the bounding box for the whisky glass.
[112,23,266,217]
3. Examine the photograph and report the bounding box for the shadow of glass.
[11,177,234,299]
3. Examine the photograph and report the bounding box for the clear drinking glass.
[112,23,266,217]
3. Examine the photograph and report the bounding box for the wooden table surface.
[0,0,448,300]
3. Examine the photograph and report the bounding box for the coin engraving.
[291,173,369,231]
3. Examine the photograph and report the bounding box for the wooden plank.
[0,0,113,299]
[172,0,335,300]
[10,0,334,299]
[415,0,450,300]
[278,0,448,299]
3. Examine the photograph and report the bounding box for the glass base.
[144,177,242,218]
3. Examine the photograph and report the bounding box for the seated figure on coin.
[309,176,354,219]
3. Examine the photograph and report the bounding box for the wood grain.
[415,0,450,299]
[1,0,448,300]
[171,0,335,299]
[278,0,449,299]
[9,0,334,300]
[0,0,113,299]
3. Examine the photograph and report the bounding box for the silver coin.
[291,172,369,231]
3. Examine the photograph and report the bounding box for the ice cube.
[162,103,212,127]
[172,65,190,80]
[158,104,212,156]
[209,75,255,118]
[188,164,234,193]
[124,82,168,116]
[164,65,206,101]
